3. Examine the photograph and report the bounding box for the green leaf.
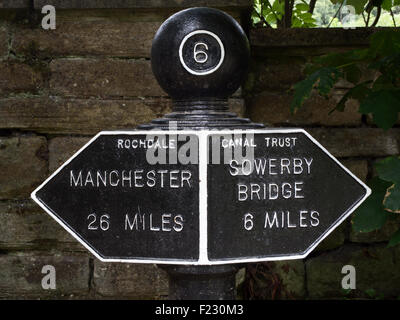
[383,184,400,211]
[290,67,340,113]
[352,177,392,233]
[382,0,393,11]
[365,288,376,298]
[376,157,400,183]
[372,75,397,92]
[299,12,315,23]
[375,157,400,212]
[344,64,362,85]
[347,0,369,14]
[317,68,341,96]
[388,228,400,247]
[370,54,400,84]
[305,21,317,28]
[291,17,303,27]
[265,13,277,24]
[262,5,272,16]
[332,82,371,113]
[394,0,400,5]
[370,30,400,58]
[291,75,317,113]
[344,49,371,62]
[295,3,309,11]
[358,90,400,130]
[272,0,285,14]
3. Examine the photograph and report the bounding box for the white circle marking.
[179,30,225,76]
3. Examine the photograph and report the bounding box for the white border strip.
[31,129,371,266]
[198,132,209,263]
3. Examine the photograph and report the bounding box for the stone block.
[50,58,164,98]
[243,261,305,299]
[308,128,400,158]
[342,159,368,182]
[0,200,84,251]
[0,61,43,96]
[0,0,29,8]
[0,136,47,199]
[13,20,160,58]
[306,244,400,299]
[0,252,90,299]
[315,220,347,253]
[0,97,172,134]
[247,91,361,127]
[48,136,90,172]
[93,262,168,299]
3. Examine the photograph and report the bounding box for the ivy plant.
[291,29,400,246]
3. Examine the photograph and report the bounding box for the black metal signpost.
[31,7,370,300]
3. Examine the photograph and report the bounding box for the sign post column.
[143,7,264,299]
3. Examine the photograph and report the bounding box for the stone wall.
[0,0,399,299]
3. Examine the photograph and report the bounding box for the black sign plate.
[32,129,370,265]
[32,132,200,263]
[207,130,370,263]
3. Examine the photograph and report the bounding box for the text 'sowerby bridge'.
[31,7,371,299]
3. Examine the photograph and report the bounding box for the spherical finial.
[151,7,250,100]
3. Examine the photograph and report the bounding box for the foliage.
[252,2,400,246]
[252,0,400,28]
[352,177,392,232]
[252,0,317,28]
[291,67,342,113]
[365,288,385,299]
[291,29,400,246]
